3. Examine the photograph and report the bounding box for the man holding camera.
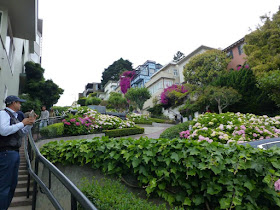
[0,95,36,210]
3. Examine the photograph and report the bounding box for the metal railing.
[24,118,98,210]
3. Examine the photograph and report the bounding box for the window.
[238,44,244,55]
[5,19,15,69]
[227,50,233,58]
[173,69,178,76]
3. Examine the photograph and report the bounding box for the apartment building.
[0,0,41,108]
[223,37,246,70]
[131,60,162,88]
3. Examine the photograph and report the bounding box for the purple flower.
[275,179,280,191]
[70,118,76,123]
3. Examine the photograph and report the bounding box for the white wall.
[0,9,34,108]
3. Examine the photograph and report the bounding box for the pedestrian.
[16,110,25,122]
[0,95,36,209]
[49,108,56,124]
[39,105,49,130]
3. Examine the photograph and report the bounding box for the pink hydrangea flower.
[275,179,280,191]
[75,122,80,126]
[70,118,76,123]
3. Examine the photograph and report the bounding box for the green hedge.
[104,126,144,137]
[41,137,280,209]
[134,118,153,124]
[150,118,175,124]
[40,123,64,138]
[79,177,168,210]
[159,121,191,139]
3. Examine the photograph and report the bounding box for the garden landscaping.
[39,111,280,209]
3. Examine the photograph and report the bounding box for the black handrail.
[24,119,97,210]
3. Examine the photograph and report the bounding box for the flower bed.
[63,107,135,136]
[180,112,280,143]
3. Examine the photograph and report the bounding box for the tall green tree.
[211,66,279,115]
[125,87,151,111]
[23,61,64,109]
[183,49,230,85]
[244,8,280,106]
[101,58,133,87]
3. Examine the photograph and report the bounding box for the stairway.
[8,144,33,210]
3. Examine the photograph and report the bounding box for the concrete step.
[14,187,33,197]
[9,196,32,207]
[17,180,33,188]
[8,205,32,210]
[18,175,28,181]
[18,170,28,175]
[19,165,27,170]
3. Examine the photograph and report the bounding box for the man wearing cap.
[0,95,36,209]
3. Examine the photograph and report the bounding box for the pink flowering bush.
[160,84,188,107]
[180,112,280,144]
[120,71,135,94]
[63,107,135,136]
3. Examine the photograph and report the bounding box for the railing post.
[32,157,39,210]
[71,194,77,210]
[27,138,31,198]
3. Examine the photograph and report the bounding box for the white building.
[143,45,213,118]
[103,80,118,100]
[0,0,41,108]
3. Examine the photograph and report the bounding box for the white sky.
[38,0,280,106]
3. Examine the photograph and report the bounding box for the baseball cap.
[5,95,26,104]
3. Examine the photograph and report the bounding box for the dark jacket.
[0,109,23,149]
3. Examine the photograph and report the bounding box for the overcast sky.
[38,0,280,106]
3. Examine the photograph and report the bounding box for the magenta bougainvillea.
[120,71,136,94]
[160,84,188,105]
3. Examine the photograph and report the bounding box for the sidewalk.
[126,124,174,139]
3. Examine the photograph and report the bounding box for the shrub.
[77,97,87,106]
[150,118,175,124]
[104,126,144,137]
[159,121,190,139]
[133,118,153,124]
[41,137,280,209]
[79,177,168,210]
[86,97,101,105]
[40,123,64,138]
[180,112,280,144]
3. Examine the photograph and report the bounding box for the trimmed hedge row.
[104,126,144,137]
[150,118,175,124]
[41,137,280,209]
[133,118,153,124]
[40,123,64,138]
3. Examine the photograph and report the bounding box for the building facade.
[0,0,41,108]
[130,60,162,88]
[223,37,246,70]
[82,82,102,97]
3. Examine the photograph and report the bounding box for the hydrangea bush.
[127,113,149,121]
[63,107,135,136]
[180,112,280,144]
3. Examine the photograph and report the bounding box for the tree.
[183,49,230,85]
[244,8,280,106]
[107,92,128,112]
[125,87,151,111]
[206,86,241,114]
[173,51,184,62]
[101,58,133,87]
[23,61,64,109]
[211,65,279,115]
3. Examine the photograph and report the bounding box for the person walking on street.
[39,105,49,130]
[0,95,36,210]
